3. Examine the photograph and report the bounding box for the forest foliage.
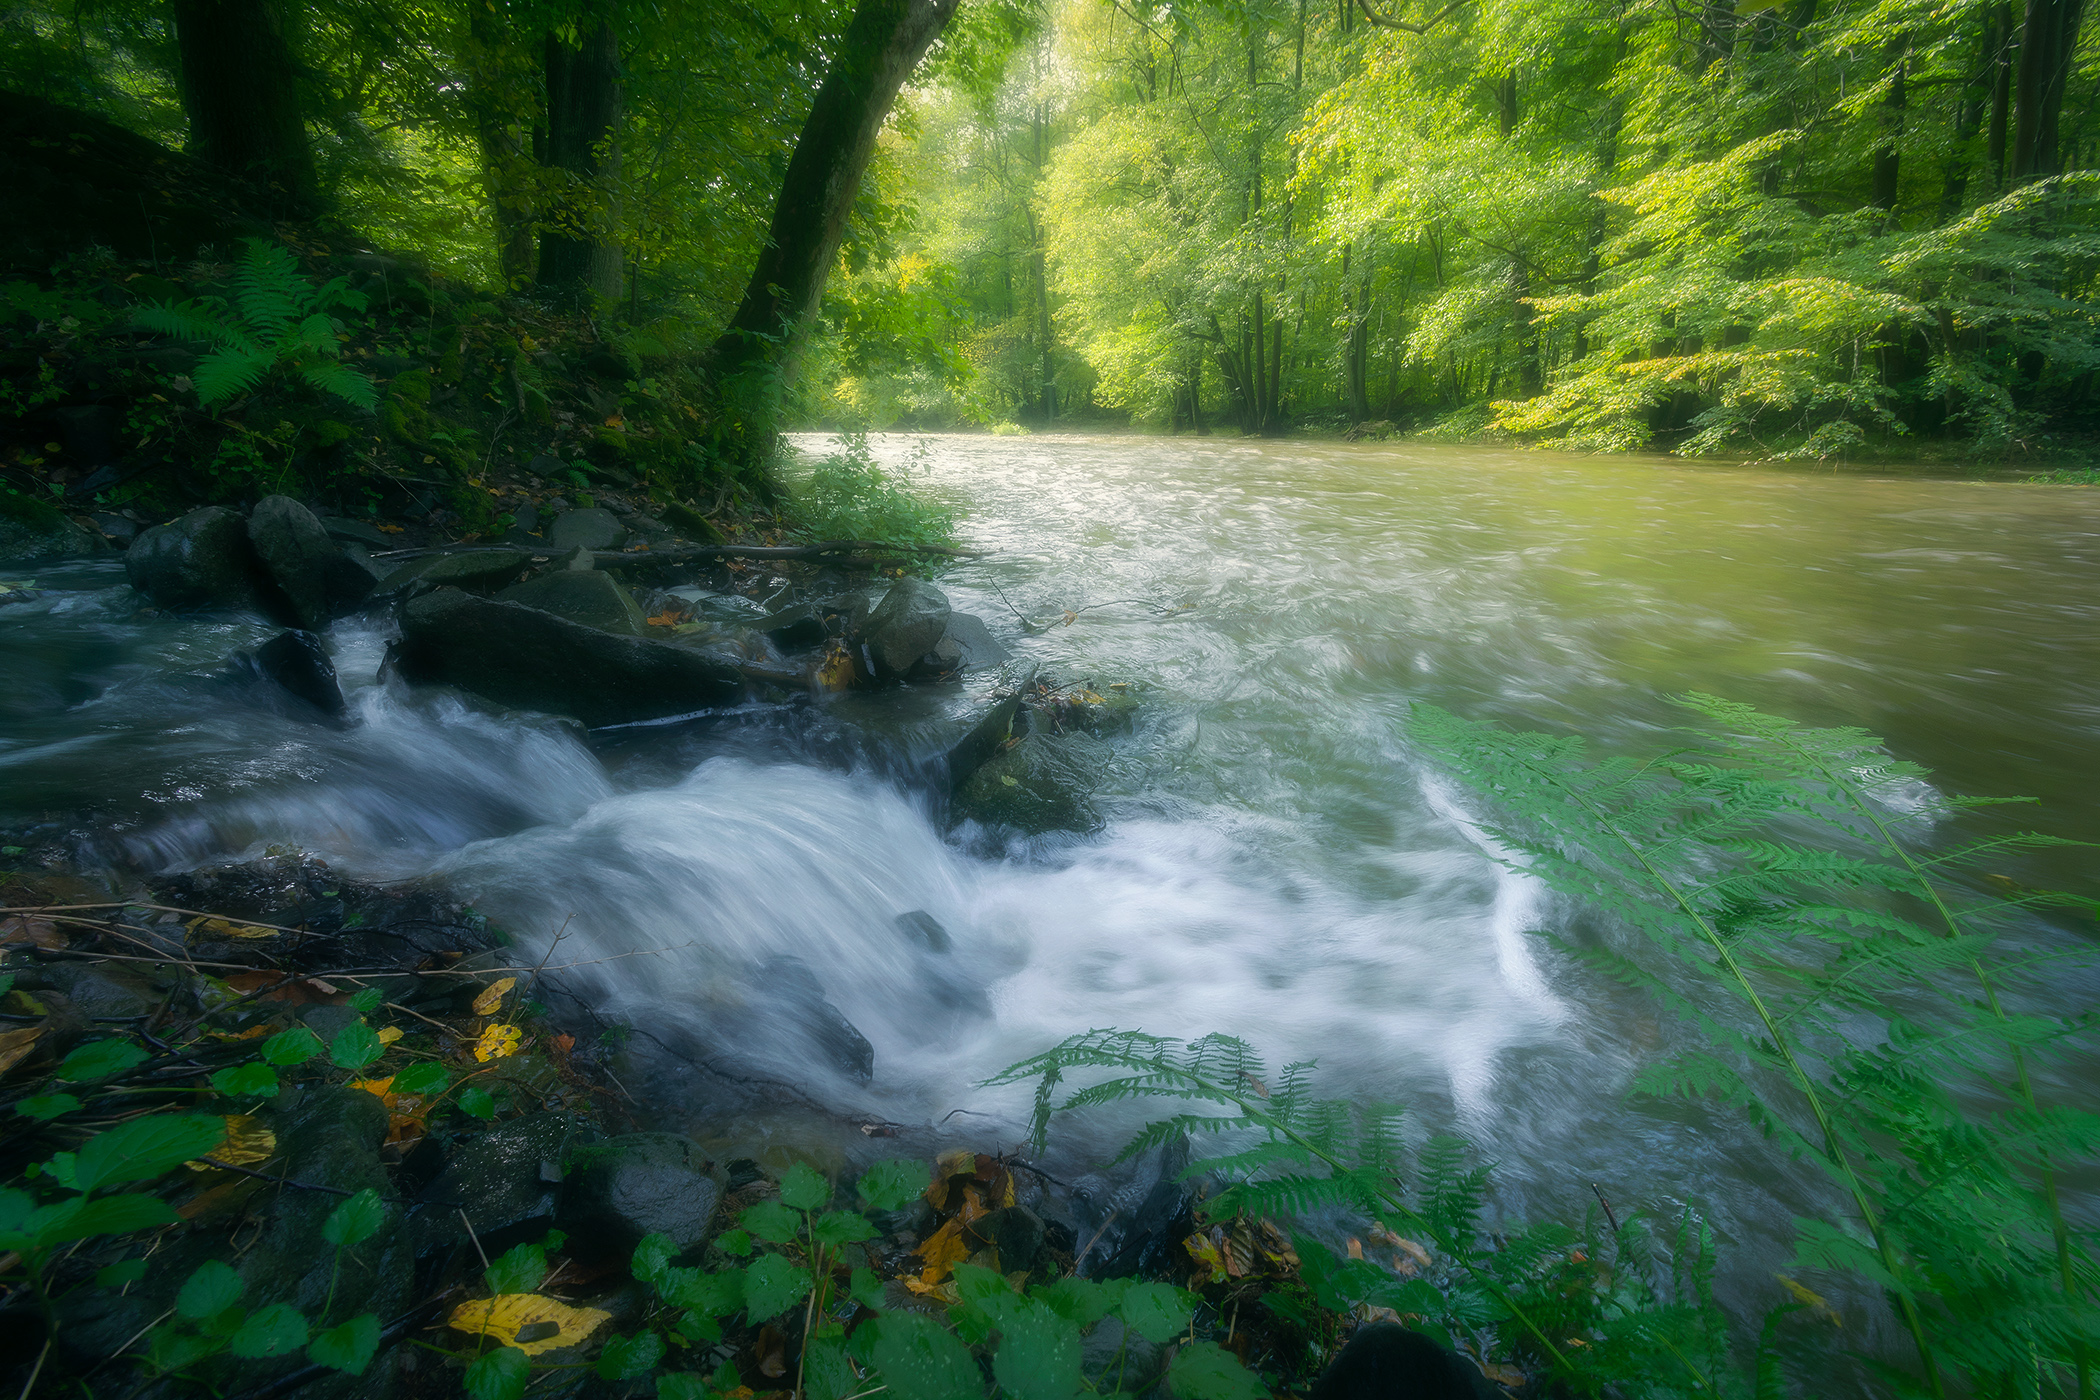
[4,0,2092,460]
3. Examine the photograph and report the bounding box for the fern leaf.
[134,300,253,353]
[192,346,276,409]
[298,358,378,410]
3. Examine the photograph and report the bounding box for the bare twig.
[1075,1209,1122,1271]
[458,1209,490,1270]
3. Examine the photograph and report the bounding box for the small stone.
[953,731,1104,834]
[415,1112,600,1256]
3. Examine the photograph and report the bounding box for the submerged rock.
[750,955,874,1082]
[953,730,1104,834]
[863,577,951,677]
[558,1132,720,1261]
[247,494,371,627]
[944,691,1023,793]
[497,569,648,636]
[396,587,743,726]
[125,505,269,612]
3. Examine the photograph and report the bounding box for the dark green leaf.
[714,1227,753,1256]
[810,1209,879,1249]
[71,1114,227,1191]
[33,1193,179,1246]
[803,1332,858,1400]
[323,1188,386,1248]
[16,1094,81,1121]
[595,1330,665,1380]
[858,1312,980,1400]
[1117,1282,1193,1344]
[1034,1276,1112,1326]
[329,1023,384,1070]
[953,1262,1027,1327]
[656,1377,708,1400]
[485,1241,548,1296]
[849,1266,887,1313]
[741,1252,811,1321]
[463,1344,531,1400]
[262,1027,325,1066]
[210,1062,280,1099]
[177,1260,244,1320]
[740,1200,802,1244]
[778,1161,829,1211]
[230,1302,309,1358]
[857,1158,928,1212]
[58,1039,147,1082]
[394,1061,450,1095]
[458,1086,496,1120]
[97,1258,149,1287]
[308,1314,382,1375]
[346,988,384,1014]
[664,1267,743,1318]
[993,1302,1084,1400]
[1168,1341,1268,1400]
[632,1232,677,1287]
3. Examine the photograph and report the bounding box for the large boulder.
[546,506,626,552]
[247,494,371,627]
[953,730,1104,834]
[372,548,533,597]
[863,577,951,677]
[557,1133,720,1262]
[497,569,647,636]
[397,587,744,727]
[125,505,269,612]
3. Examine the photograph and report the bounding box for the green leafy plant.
[134,239,377,412]
[1406,695,2100,1398]
[788,431,959,549]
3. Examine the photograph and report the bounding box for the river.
[3,434,2096,1350]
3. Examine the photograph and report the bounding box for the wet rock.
[751,955,874,1082]
[944,692,1023,793]
[757,603,829,651]
[1308,1322,1502,1400]
[416,1111,600,1256]
[243,629,346,717]
[953,730,1103,834]
[558,1132,720,1261]
[507,501,542,536]
[338,540,388,583]
[396,587,744,727]
[125,505,268,611]
[668,586,770,624]
[36,961,164,1019]
[372,548,533,597]
[243,1087,414,1317]
[1092,1138,1194,1281]
[319,515,394,549]
[88,511,137,546]
[0,503,98,563]
[927,611,1010,672]
[893,910,951,953]
[862,577,951,677]
[497,570,648,636]
[249,495,365,628]
[546,506,626,552]
[967,1206,1047,1272]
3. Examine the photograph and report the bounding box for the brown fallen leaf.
[0,1024,44,1075]
[447,1295,610,1356]
[188,1115,277,1171]
[0,916,64,950]
[471,977,516,1016]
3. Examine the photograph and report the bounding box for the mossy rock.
[953,731,1105,835]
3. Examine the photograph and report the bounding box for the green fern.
[134,239,376,413]
[1408,698,2100,1399]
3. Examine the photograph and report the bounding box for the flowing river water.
[4,435,2098,1352]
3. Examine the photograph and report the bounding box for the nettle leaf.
[263,1027,326,1066]
[657,1376,708,1400]
[463,1343,531,1400]
[58,1039,148,1082]
[308,1313,382,1375]
[230,1302,309,1358]
[992,1303,1085,1400]
[778,1161,830,1211]
[178,1260,244,1320]
[72,1114,228,1191]
[858,1312,981,1400]
[458,1086,497,1120]
[16,1094,81,1121]
[953,1263,1027,1327]
[631,1233,677,1287]
[740,1200,803,1245]
[849,1266,887,1313]
[394,1062,450,1095]
[595,1330,665,1380]
[323,1188,387,1248]
[1034,1276,1112,1326]
[346,987,384,1014]
[210,1062,280,1099]
[803,1332,858,1400]
[1169,1340,1269,1400]
[664,1267,743,1318]
[330,1023,385,1070]
[858,1158,930,1213]
[741,1252,811,1321]
[32,1192,179,1246]
[1117,1282,1194,1344]
[485,1241,549,1296]
[810,1209,879,1249]
[714,1227,754,1256]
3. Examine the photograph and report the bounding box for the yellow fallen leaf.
[376,1026,404,1045]
[474,1024,522,1062]
[903,1276,959,1302]
[0,1024,44,1074]
[189,1114,276,1170]
[207,1025,270,1042]
[448,1295,611,1356]
[914,1217,972,1285]
[471,978,516,1016]
[1777,1274,1843,1326]
[352,1075,395,1098]
[186,916,279,940]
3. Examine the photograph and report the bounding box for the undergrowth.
[786,432,960,550]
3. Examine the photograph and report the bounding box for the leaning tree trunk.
[172,0,317,215]
[2013,0,2090,180]
[540,17,623,303]
[710,0,963,386]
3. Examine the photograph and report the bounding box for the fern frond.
[232,237,308,336]
[193,347,276,409]
[134,300,253,353]
[298,358,378,410]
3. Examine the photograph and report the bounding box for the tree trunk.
[468,0,535,288]
[540,18,623,302]
[172,0,317,215]
[1940,14,1995,217]
[710,0,963,380]
[1871,38,1907,212]
[2013,0,2089,179]
[1033,105,1055,423]
[1988,2,2014,184]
